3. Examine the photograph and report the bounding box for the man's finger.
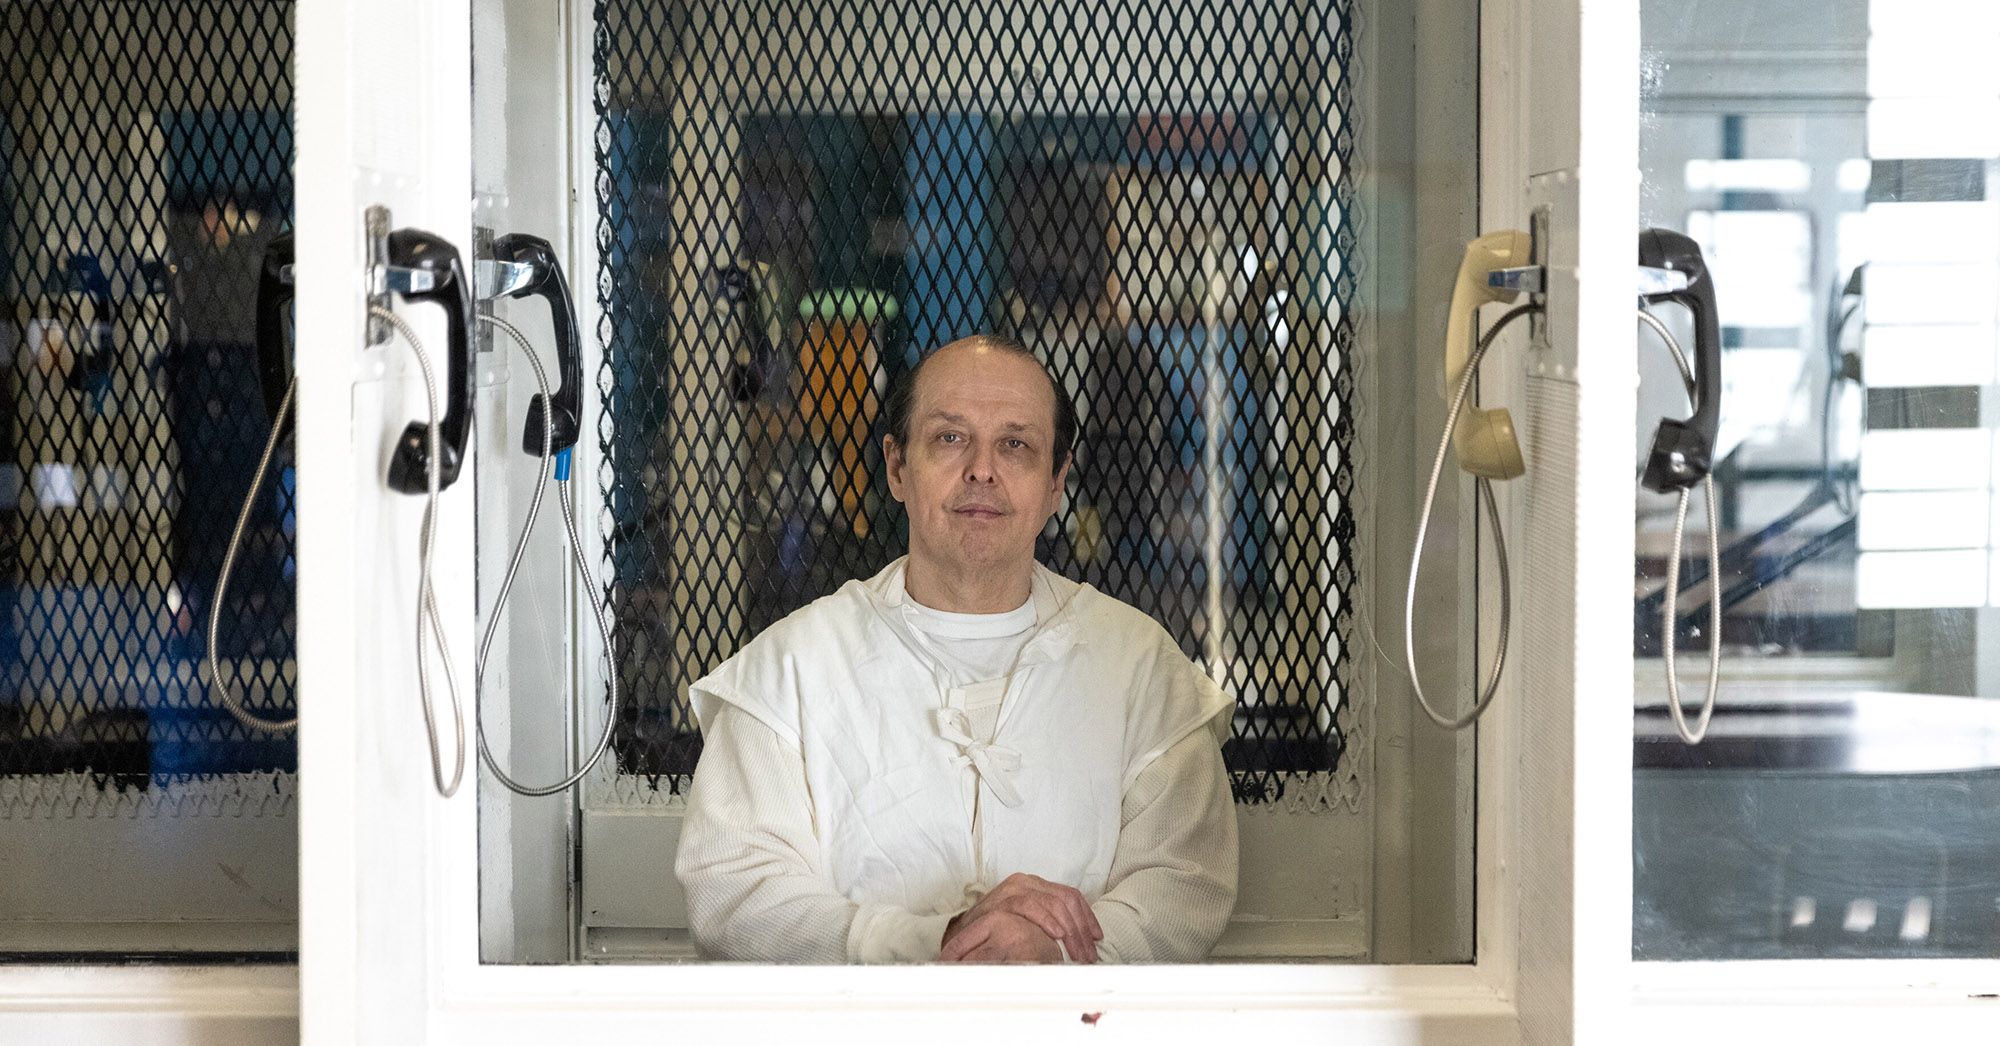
[1065,892,1103,948]
[1049,888,1101,960]
[971,934,1040,964]
[1034,882,1100,938]
[1070,922,1097,963]
[1055,896,1098,962]
[1020,905,1071,952]
[1070,920,1097,963]
[1020,879,1093,923]
[962,941,1007,964]
[1059,913,1095,963]
[996,881,1092,961]
[994,873,1041,901]
[1014,882,1081,933]
[958,927,1021,964]
[1080,897,1104,940]
[1021,894,1078,948]
[939,917,993,962]
[985,887,1071,953]
[1023,884,1097,959]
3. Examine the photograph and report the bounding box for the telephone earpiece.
[1445,230,1533,479]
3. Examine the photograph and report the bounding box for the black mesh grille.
[593,0,1357,805]
[0,2,296,794]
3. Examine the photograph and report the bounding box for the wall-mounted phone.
[237,218,482,798]
[1823,264,1864,515]
[470,234,618,798]
[1638,228,1721,495]
[254,232,296,437]
[1443,229,1533,480]
[380,229,476,495]
[208,231,304,734]
[488,233,580,460]
[1636,227,1723,745]
[64,254,116,404]
[258,226,477,495]
[1404,229,1543,730]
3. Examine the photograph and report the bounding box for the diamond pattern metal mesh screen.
[0,1,296,807]
[593,0,1356,806]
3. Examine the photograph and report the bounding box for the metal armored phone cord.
[209,378,299,733]
[1404,304,1536,730]
[374,305,468,797]
[1637,306,1720,745]
[472,313,619,796]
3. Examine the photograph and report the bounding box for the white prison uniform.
[675,558,1238,963]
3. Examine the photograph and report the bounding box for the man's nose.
[964,443,998,484]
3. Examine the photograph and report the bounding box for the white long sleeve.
[675,704,954,962]
[1089,726,1239,963]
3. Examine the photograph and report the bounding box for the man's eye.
[937,432,963,444]
[1004,439,1027,450]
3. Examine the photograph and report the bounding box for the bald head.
[884,335,1076,474]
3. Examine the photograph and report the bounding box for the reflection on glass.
[0,1,297,956]
[1638,0,2000,960]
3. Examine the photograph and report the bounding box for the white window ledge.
[0,964,297,1046]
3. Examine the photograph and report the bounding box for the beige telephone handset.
[1443,229,1533,479]
[1405,229,1539,731]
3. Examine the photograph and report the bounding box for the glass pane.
[1636,0,2000,960]
[0,2,296,958]
[473,0,1482,964]
[602,108,1347,799]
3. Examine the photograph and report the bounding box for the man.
[675,334,1237,963]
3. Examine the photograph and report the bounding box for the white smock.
[674,557,1238,963]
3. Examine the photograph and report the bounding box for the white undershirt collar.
[900,588,1037,640]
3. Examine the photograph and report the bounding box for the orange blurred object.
[795,290,895,539]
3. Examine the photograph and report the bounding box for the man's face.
[885,345,1069,578]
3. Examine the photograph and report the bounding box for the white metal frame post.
[395,0,1612,1039]
[293,0,477,1040]
[1477,0,1638,1042]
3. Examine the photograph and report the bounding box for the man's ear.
[884,435,907,502]
[1048,453,1071,508]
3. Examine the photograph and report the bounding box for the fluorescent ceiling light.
[1867,98,2000,159]
[1862,324,1996,387]
[1859,428,1989,491]
[1857,548,1987,608]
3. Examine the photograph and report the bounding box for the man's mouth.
[952,504,1006,519]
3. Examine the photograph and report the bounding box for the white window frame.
[566,0,1413,963]
[10,0,2000,1036]
[3,0,1645,1040]
[0,965,297,1045]
[317,0,1630,1039]
[1629,959,2000,1042]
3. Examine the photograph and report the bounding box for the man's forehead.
[914,348,1056,428]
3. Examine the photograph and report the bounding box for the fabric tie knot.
[932,707,1024,808]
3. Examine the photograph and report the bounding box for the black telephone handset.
[256,230,475,492]
[1638,228,1722,493]
[65,254,116,397]
[491,233,581,456]
[254,233,295,435]
[383,230,476,494]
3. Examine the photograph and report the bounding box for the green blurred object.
[798,287,899,323]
